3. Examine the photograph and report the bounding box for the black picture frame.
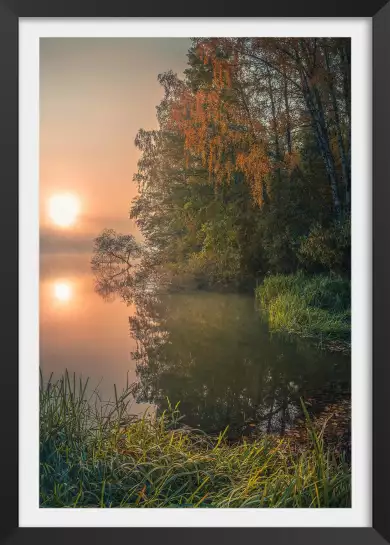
[1,2,388,544]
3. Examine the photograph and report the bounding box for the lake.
[40,252,350,436]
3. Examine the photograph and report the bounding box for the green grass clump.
[255,273,350,352]
[40,371,351,508]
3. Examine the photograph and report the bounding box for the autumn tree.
[92,37,351,299]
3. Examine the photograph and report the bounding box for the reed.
[40,371,351,508]
[255,273,350,352]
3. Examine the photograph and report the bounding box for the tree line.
[92,38,351,298]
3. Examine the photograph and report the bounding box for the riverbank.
[40,372,350,508]
[255,273,351,353]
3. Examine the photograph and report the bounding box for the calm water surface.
[40,252,350,434]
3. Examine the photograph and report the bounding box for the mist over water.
[40,252,350,434]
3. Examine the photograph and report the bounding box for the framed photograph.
[1,3,388,545]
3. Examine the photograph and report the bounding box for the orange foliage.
[168,39,272,206]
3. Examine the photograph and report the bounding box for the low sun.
[49,193,80,227]
[54,282,72,302]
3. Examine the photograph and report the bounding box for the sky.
[40,37,191,255]
[39,38,191,396]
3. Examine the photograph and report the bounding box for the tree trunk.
[338,39,351,126]
[283,69,292,154]
[266,65,282,185]
[323,44,350,208]
[301,75,342,218]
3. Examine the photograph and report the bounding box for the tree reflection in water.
[129,290,350,437]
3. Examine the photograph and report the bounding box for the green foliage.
[298,217,351,274]
[256,273,351,351]
[92,38,351,294]
[40,371,351,508]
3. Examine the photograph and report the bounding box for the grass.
[40,370,351,508]
[255,272,351,352]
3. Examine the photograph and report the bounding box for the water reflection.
[40,253,350,435]
[130,291,350,436]
[40,253,148,411]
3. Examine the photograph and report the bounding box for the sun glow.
[49,193,80,227]
[54,282,72,302]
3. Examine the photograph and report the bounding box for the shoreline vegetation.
[40,372,351,508]
[255,273,351,354]
[90,38,351,359]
